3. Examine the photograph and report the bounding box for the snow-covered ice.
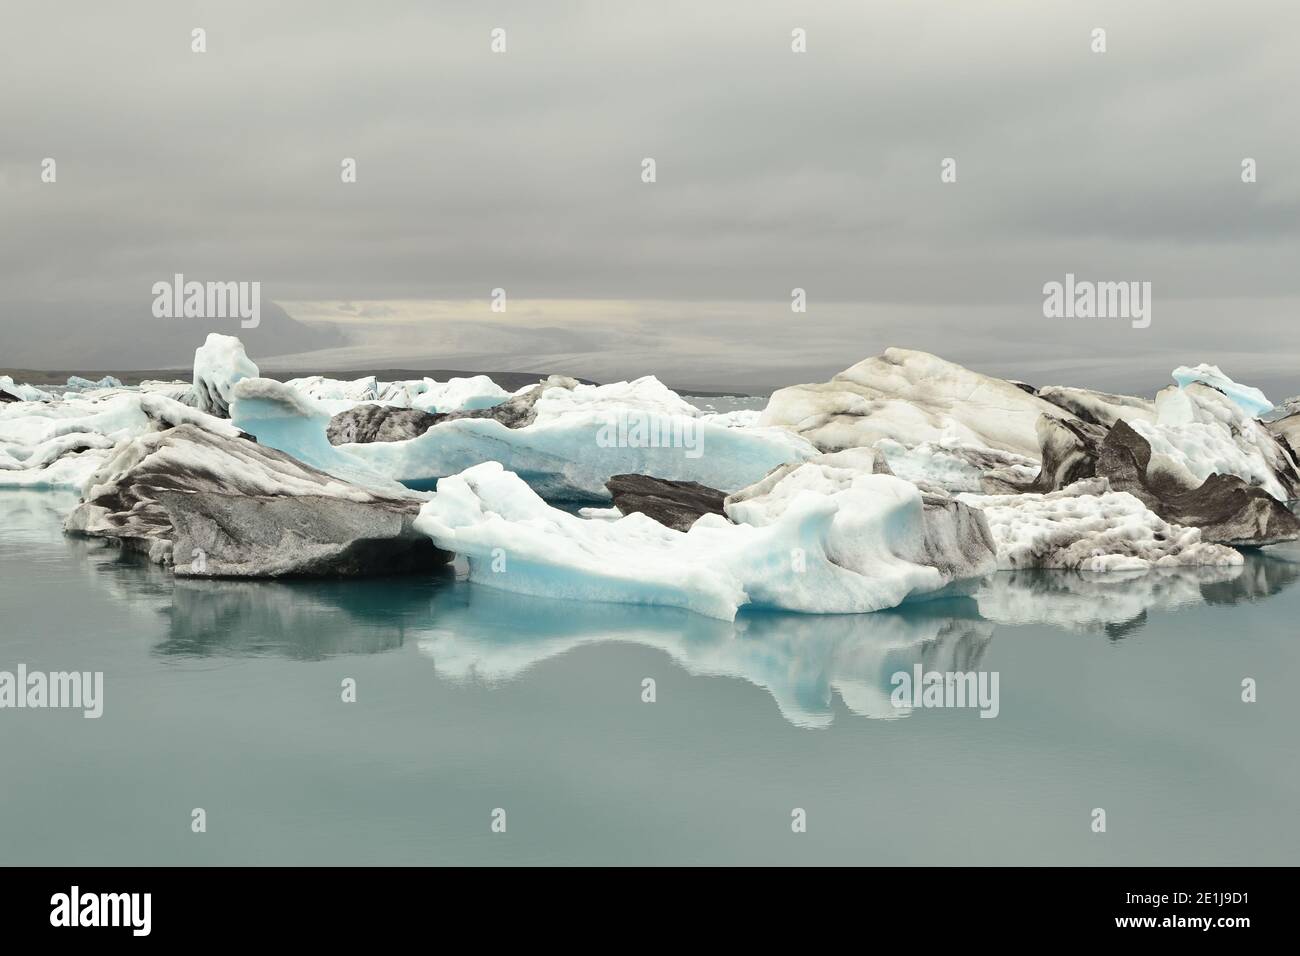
[958,478,1242,571]
[1129,382,1297,501]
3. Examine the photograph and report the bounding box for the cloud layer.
[2,1,1298,393]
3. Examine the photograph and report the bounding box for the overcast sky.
[3,1,1299,394]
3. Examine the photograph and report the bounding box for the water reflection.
[969,559,1300,639]
[8,490,1300,727]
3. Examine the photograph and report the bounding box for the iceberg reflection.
[43,484,1300,727]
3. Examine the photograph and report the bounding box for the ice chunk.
[411,375,511,413]
[1172,363,1273,417]
[190,333,258,417]
[65,374,123,391]
[414,460,996,620]
[236,374,816,499]
[65,423,449,577]
[1129,383,1298,501]
[0,385,243,490]
[957,478,1242,571]
[227,378,413,494]
[760,347,1079,459]
[0,376,55,403]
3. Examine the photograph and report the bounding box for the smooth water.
[1,488,1298,866]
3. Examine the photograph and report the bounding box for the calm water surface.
[1,487,1297,865]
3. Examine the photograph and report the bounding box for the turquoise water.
[1,488,1298,865]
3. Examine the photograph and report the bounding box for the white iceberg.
[190,332,259,417]
[410,375,512,413]
[1173,363,1273,417]
[413,458,996,621]
[0,376,55,403]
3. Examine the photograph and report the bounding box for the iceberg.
[0,389,242,490]
[226,378,413,494]
[1172,363,1273,417]
[236,374,816,500]
[1129,382,1298,502]
[0,376,55,403]
[65,423,450,577]
[410,375,511,413]
[760,347,1080,459]
[190,332,259,417]
[413,458,996,620]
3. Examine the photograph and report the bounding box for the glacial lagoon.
[2,487,1297,866]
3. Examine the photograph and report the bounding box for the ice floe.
[413,458,996,620]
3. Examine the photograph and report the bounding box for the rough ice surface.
[65,423,447,578]
[1130,383,1297,501]
[280,373,513,416]
[699,408,762,428]
[227,378,414,494]
[410,376,511,413]
[0,388,242,490]
[414,460,994,620]
[190,333,259,417]
[284,375,381,404]
[1173,363,1273,417]
[957,478,1242,571]
[238,374,816,500]
[760,347,1078,459]
[873,438,1039,494]
[1034,386,1156,428]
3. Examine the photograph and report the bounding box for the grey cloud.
[2,0,1299,393]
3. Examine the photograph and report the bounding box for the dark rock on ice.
[1098,420,1300,547]
[606,474,729,531]
[325,375,581,445]
[327,404,444,444]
